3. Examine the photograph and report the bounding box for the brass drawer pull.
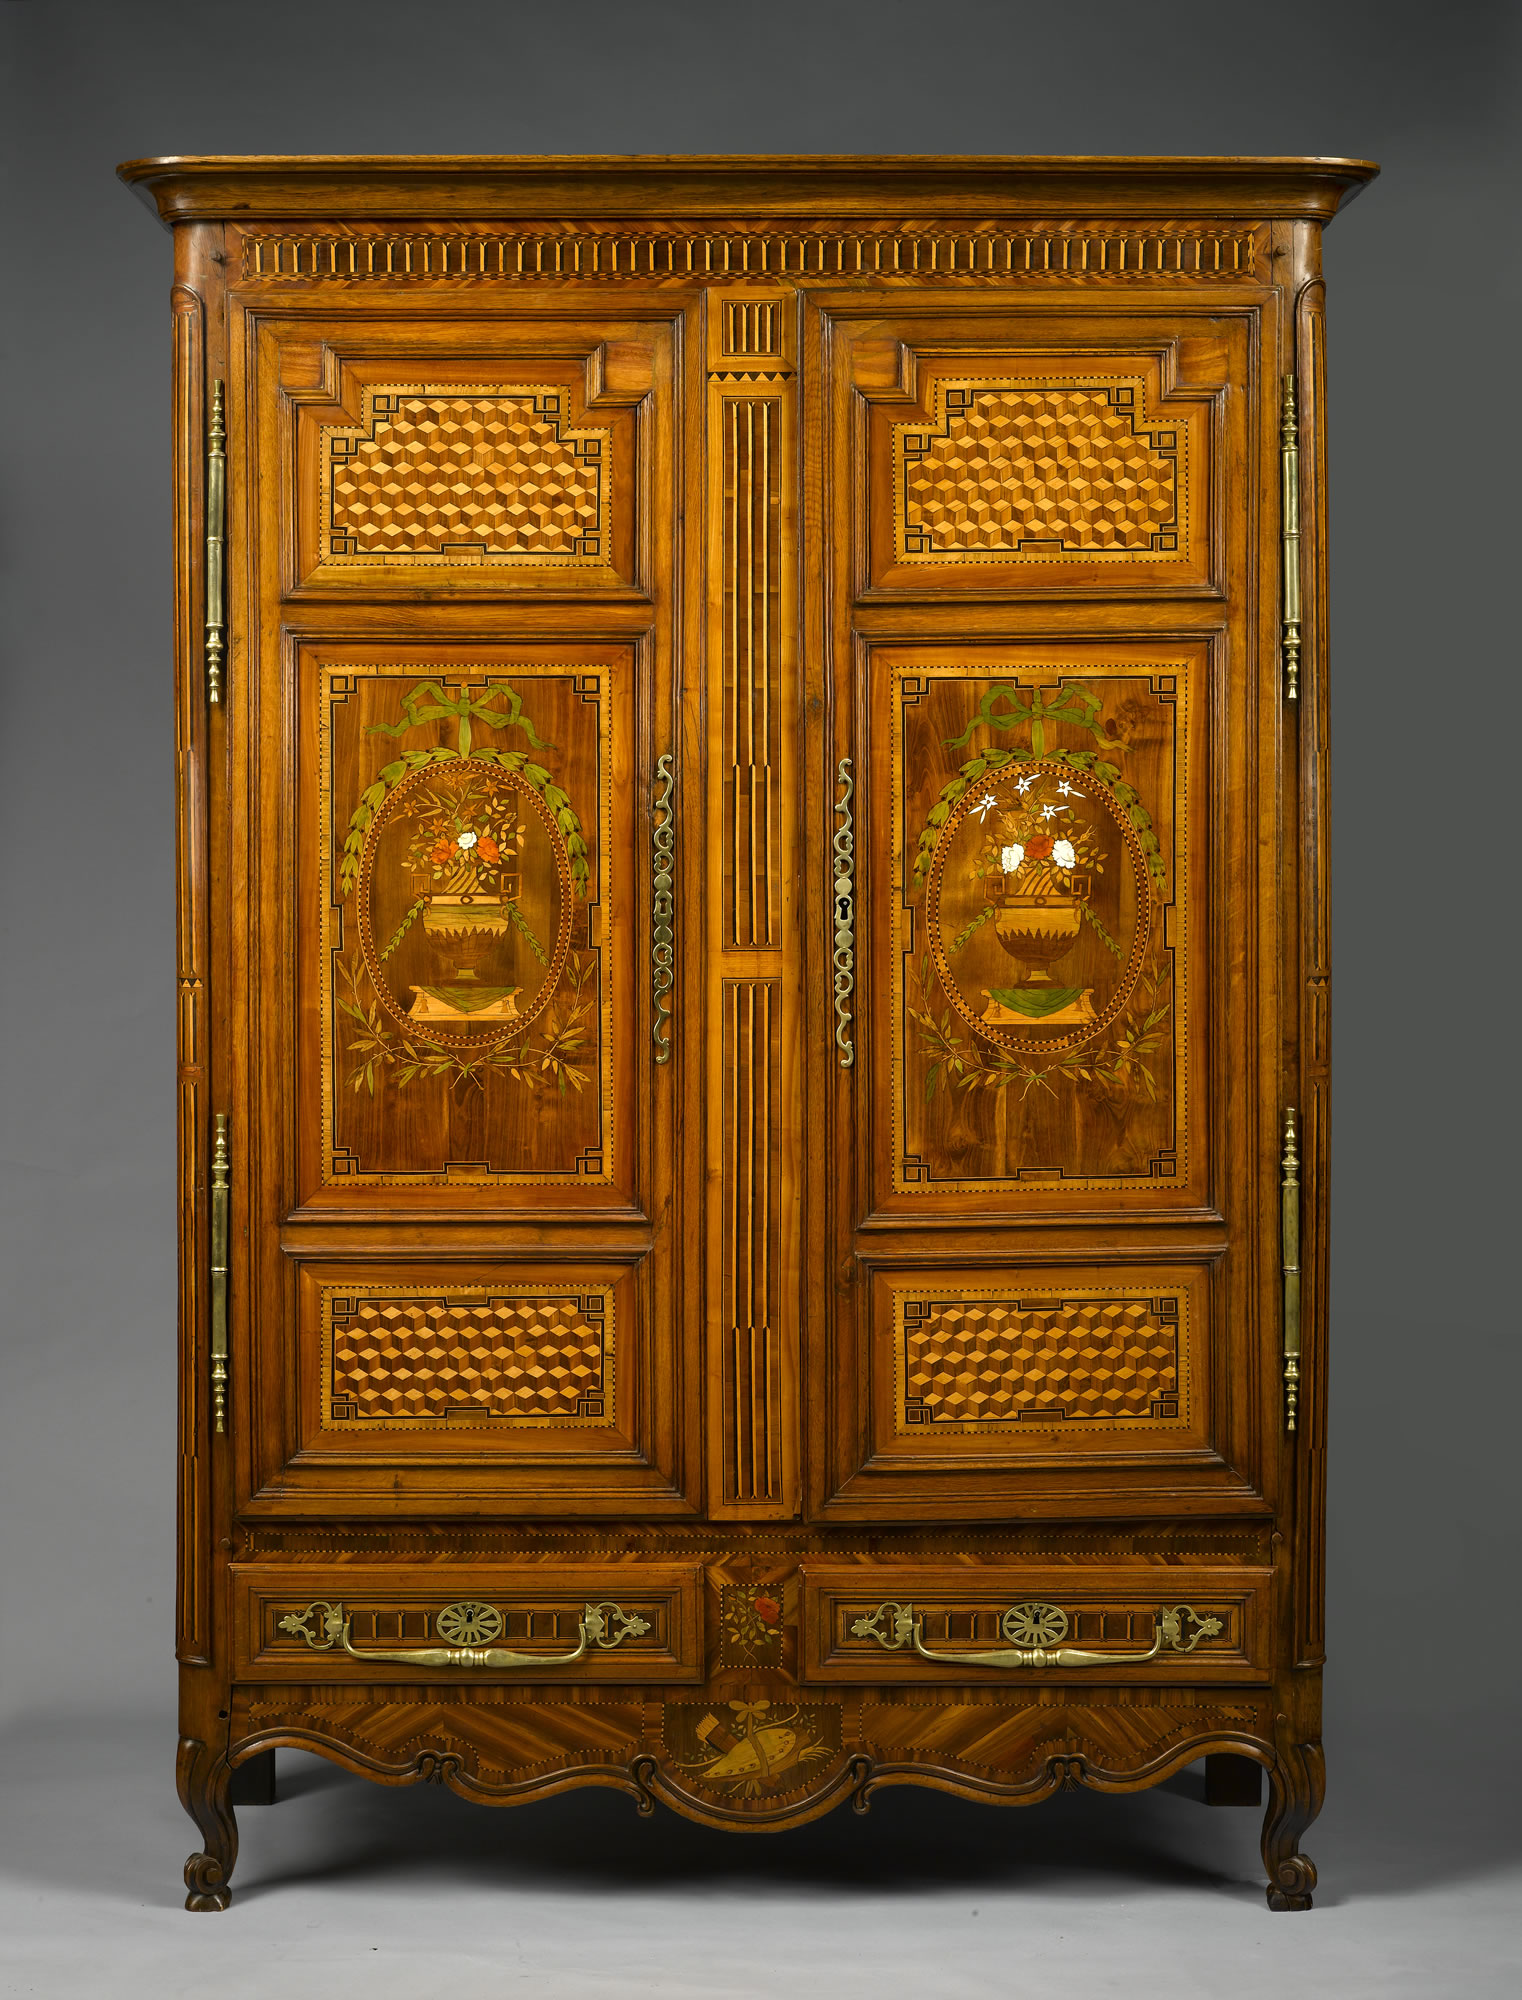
[851,1599,1221,1669]
[278,1597,651,1669]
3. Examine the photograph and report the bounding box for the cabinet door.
[229,305,692,1517]
[815,295,1279,1521]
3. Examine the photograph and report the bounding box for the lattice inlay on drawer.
[319,385,610,566]
[897,1290,1185,1431]
[894,377,1184,563]
[322,1284,615,1429]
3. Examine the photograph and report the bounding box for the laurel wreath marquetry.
[334,680,596,1099]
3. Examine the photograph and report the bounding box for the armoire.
[119,152,1376,1911]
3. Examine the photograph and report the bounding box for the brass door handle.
[832,756,855,1068]
[279,1598,651,1669]
[850,1599,1221,1668]
[651,753,675,1063]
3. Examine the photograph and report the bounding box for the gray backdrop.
[1,0,1517,1865]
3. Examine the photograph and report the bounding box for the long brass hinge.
[210,1112,230,1433]
[1281,1107,1301,1433]
[205,381,226,704]
[1280,373,1301,702]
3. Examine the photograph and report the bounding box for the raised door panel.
[827,1250,1255,1519]
[266,1259,663,1514]
[261,314,663,597]
[292,645,639,1215]
[870,640,1212,1216]
[849,310,1244,598]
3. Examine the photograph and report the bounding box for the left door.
[229,301,691,1520]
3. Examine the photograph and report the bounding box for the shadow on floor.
[2,1708,1516,1912]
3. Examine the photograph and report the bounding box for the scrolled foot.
[1266,1852,1317,1911]
[177,1735,237,1912]
[184,1850,232,1912]
[1261,1737,1324,1912]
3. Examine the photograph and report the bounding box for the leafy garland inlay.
[909,682,1171,1109]
[336,680,595,1098]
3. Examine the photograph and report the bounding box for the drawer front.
[234,1563,702,1685]
[801,1565,1269,1685]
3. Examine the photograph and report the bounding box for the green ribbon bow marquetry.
[941,683,1127,756]
[986,985,1085,1019]
[366,680,555,759]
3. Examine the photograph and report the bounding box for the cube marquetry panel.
[900,1293,1181,1431]
[323,1284,615,1430]
[321,385,609,567]
[897,381,1182,561]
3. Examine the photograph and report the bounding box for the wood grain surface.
[135,154,1370,1912]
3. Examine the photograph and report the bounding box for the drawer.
[801,1565,1269,1685]
[234,1563,703,1685]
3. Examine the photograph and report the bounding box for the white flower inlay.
[1000,843,1024,873]
[456,830,478,849]
[971,793,998,822]
[1013,773,1038,797]
[1056,779,1082,799]
[1053,839,1077,870]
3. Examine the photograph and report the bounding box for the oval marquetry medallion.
[356,757,573,1048]
[924,757,1150,1054]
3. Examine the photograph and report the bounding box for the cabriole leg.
[1262,1737,1324,1910]
[177,1735,238,1911]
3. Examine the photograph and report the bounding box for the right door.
[816,294,1278,1523]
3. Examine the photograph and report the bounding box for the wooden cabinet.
[120,152,1375,1910]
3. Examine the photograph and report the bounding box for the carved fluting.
[832,758,855,1068]
[724,399,781,947]
[723,982,780,1503]
[723,299,781,358]
[1263,1739,1324,1911]
[897,382,1182,561]
[320,386,609,565]
[900,1295,1183,1430]
[244,227,1258,285]
[324,1287,613,1427]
